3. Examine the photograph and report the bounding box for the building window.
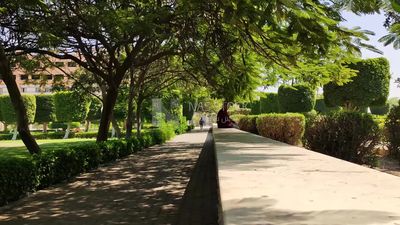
[32,75,40,80]
[54,62,64,67]
[68,61,77,67]
[54,74,64,81]
[20,75,28,80]
[46,75,52,80]
[22,87,26,93]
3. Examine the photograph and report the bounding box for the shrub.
[386,102,400,158]
[238,115,258,134]
[370,103,390,115]
[304,112,380,166]
[0,94,36,123]
[54,91,91,123]
[0,158,37,205]
[98,141,120,163]
[278,84,315,113]
[34,94,55,124]
[87,97,102,122]
[49,122,81,130]
[175,116,188,134]
[230,114,245,124]
[324,57,390,110]
[315,98,342,114]
[256,113,305,145]
[230,108,251,115]
[35,148,82,188]
[249,93,280,114]
[70,142,102,171]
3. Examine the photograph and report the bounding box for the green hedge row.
[304,112,381,166]
[237,113,306,145]
[0,124,182,206]
[0,131,103,141]
[386,101,400,160]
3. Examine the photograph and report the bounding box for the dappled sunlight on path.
[0,129,208,225]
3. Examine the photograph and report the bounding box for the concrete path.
[214,128,400,225]
[0,128,208,225]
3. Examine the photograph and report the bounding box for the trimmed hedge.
[0,125,179,206]
[249,93,280,114]
[323,57,390,109]
[370,103,390,115]
[238,115,258,134]
[256,113,305,145]
[34,95,55,123]
[0,130,100,141]
[54,91,91,123]
[278,84,315,113]
[386,101,400,159]
[0,95,36,124]
[304,112,380,166]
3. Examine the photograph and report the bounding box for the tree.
[86,97,102,132]
[127,56,185,138]
[0,94,36,140]
[278,84,316,113]
[323,58,390,110]
[53,91,91,139]
[1,0,380,145]
[35,94,55,132]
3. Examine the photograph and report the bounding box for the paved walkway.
[0,129,208,225]
[214,128,400,225]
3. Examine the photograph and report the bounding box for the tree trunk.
[85,120,91,132]
[125,74,135,139]
[3,122,7,132]
[97,86,119,142]
[111,114,121,138]
[43,122,48,133]
[0,45,40,154]
[63,123,71,139]
[136,100,143,138]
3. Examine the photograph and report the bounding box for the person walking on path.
[199,116,205,130]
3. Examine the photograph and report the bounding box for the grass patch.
[0,139,95,159]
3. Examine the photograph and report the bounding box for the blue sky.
[341,11,400,98]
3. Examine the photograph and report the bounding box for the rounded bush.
[54,91,91,122]
[0,95,36,123]
[278,84,315,113]
[323,57,390,109]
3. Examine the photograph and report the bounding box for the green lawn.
[0,139,96,159]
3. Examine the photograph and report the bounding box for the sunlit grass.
[0,139,96,159]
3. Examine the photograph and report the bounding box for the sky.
[264,12,400,99]
[340,12,400,98]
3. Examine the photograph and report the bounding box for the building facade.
[0,57,78,94]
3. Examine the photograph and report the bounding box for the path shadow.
[0,140,204,225]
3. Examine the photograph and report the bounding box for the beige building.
[0,57,78,94]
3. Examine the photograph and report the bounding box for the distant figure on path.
[199,116,205,130]
[217,102,237,128]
